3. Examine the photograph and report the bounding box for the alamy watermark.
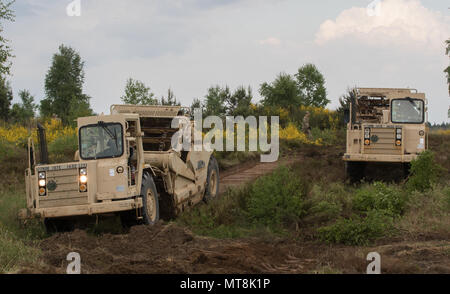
[170,109,279,163]
[66,252,81,274]
[366,252,381,274]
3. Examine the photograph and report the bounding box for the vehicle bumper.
[18,198,143,220]
[342,153,418,163]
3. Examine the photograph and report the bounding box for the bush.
[303,183,351,223]
[311,127,340,146]
[406,151,445,192]
[318,210,394,246]
[177,185,252,238]
[247,166,307,226]
[179,166,308,237]
[352,182,406,217]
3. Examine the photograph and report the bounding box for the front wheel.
[120,172,160,228]
[345,161,366,183]
[44,218,74,234]
[204,156,219,202]
[141,172,160,225]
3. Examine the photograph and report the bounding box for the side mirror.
[344,109,350,124]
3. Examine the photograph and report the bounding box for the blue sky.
[5,0,450,123]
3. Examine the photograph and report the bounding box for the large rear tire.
[204,156,219,202]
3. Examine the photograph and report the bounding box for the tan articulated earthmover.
[343,88,428,181]
[19,105,219,232]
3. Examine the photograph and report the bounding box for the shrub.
[352,182,406,217]
[311,127,339,146]
[177,185,252,238]
[318,210,394,246]
[303,183,352,223]
[279,123,323,146]
[247,166,307,226]
[406,151,445,192]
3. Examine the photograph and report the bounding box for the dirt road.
[219,156,301,194]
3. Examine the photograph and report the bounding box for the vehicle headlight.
[80,168,87,175]
[39,179,46,187]
[79,175,88,184]
[38,172,46,179]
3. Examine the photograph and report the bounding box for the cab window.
[79,123,123,160]
[391,99,424,124]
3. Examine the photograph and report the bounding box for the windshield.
[79,123,123,160]
[391,99,424,124]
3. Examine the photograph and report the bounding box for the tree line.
[0,1,448,127]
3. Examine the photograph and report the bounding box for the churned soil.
[21,222,450,274]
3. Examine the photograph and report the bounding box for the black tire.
[120,172,160,227]
[204,156,219,202]
[44,218,74,234]
[141,172,160,225]
[119,210,137,228]
[402,163,411,179]
[345,161,366,183]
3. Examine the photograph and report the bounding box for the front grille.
[364,128,401,155]
[39,168,88,208]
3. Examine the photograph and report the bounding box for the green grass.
[0,225,41,273]
[0,186,45,273]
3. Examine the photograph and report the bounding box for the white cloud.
[315,0,450,51]
[259,37,281,46]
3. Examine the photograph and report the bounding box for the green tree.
[226,86,253,116]
[121,78,157,105]
[260,73,301,109]
[203,85,229,117]
[445,39,450,95]
[295,63,329,107]
[0,0,14,121]
[0,0,14,77]
[160,88,180,106]
[0,76,12,121]
[10,89,37,124]
[40,44,93,125]
[190,98,203,118]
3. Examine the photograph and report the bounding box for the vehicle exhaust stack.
[37,123,49,164]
